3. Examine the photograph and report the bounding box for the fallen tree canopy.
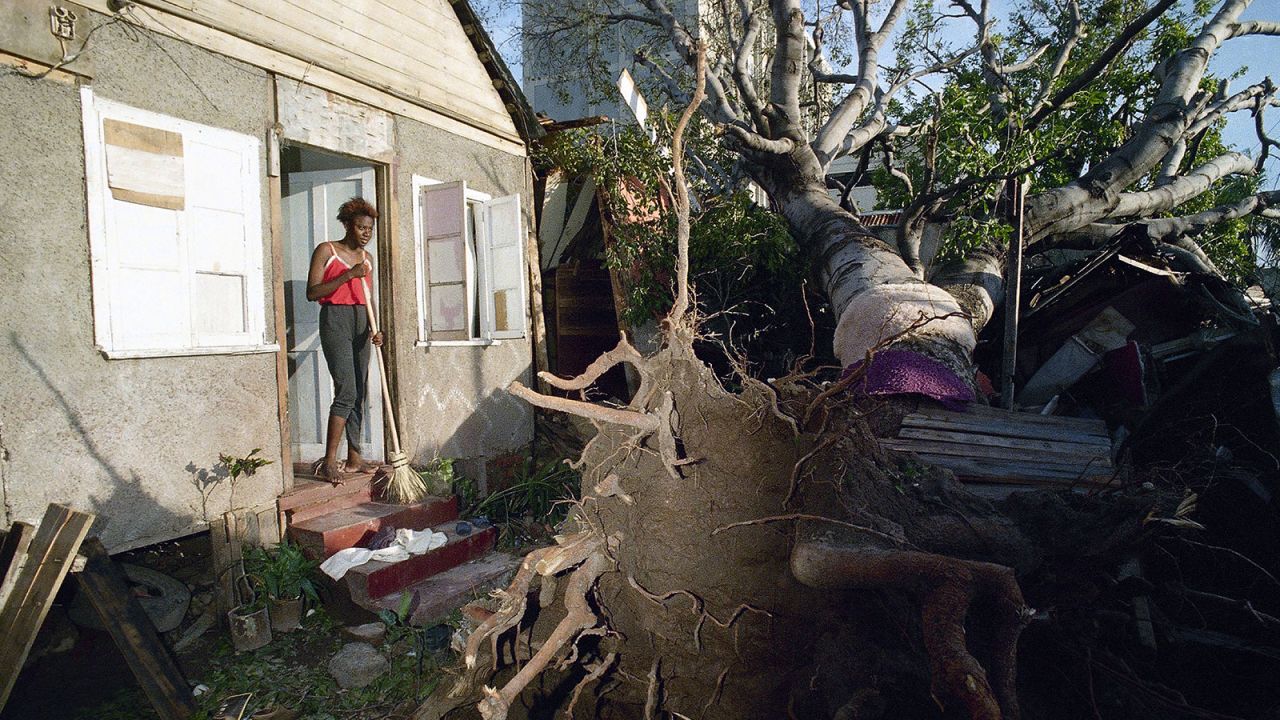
[426,0,1280,716]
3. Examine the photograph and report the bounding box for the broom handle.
[360,275,404,457]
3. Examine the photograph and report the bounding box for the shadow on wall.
[434,386,533,462]
[9,331,245,550]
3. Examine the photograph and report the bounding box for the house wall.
[1,2,536,548]
[0,12,283,551]
[390,118,536,464]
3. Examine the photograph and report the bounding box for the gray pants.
[319,304,370,454]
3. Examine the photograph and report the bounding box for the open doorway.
[281,145,384,466]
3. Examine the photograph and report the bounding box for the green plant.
[218,448,272,512]
[244,540,320,603]
[418,456,455,496]
[475,458,581,546]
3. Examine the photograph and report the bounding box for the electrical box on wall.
[0,0,94,76]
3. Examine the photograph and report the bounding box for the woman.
[305,197,384,481]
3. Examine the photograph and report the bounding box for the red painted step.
[366,552,519,626]
[279,476,374,524]
[345,525,497,604]
[288,496,459,558]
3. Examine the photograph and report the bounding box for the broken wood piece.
[888,405,1114,487]
[1018,307,1135,406]
[0,521,34,614]
[0,504,95,711]
[172,603,219,652]
[76,537,198,720]
[211,510,249,626]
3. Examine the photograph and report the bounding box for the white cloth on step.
[320,528,449,580]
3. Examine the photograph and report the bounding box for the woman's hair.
[337,197,379,225]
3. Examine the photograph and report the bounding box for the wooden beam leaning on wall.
[0,521,35,613]
[77,538,198,720]
[0,504,95,711]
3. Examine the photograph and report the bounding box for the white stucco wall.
[0,13,283,551]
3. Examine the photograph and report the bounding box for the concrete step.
[366,552,520,626]
[345,525,497,604]
[278,474,378,525]
[288,496,459,559]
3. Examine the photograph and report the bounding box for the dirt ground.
[0,533,450,720]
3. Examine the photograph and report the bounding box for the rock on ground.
[340,622,387,646]
[328,642,389,689]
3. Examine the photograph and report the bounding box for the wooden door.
[283,168,384,464]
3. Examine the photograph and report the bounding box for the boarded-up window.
[416,176,526,342]
[82,89,267,356]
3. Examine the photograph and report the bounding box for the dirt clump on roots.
[417,335,1158,720]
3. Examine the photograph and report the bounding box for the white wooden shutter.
[421,181,472,341]
[187,132,259,347]
[481,194,526,339]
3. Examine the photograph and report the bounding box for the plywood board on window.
[104,119,185,210]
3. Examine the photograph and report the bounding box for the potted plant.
[245,540,320,632]
[227,575,272,651]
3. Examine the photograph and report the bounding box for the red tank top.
[318,244,369,305]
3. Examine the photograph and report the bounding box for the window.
[81,88,271,358]
[414,176,526,344]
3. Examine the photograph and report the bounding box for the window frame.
[413,175,527,347]
[81,88,274,359]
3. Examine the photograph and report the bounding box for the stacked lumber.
[882,404,1114,487]
[0,504,196,719]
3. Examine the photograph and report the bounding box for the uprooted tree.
[419,1,1279,718]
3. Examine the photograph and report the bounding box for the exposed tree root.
[791,539,1031,720]
[566,651,617,717]
[478,550,612,720]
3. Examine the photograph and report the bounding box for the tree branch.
[638,0,742,126]
[670,44,707,325]
[1027,0,1084,118]
[1107,151,1256,218]
[731,8,769,133]
[812,0,911,163]
[1024,0,1179,133]
[1226,19,1280,39]
[723,124,797,154]
[769,0,809,135]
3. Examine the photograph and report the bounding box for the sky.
[475,0,1279,189]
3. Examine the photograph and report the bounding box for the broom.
[361,277,427,504]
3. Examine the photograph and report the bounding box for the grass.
[189,609,443,720]
[77,608,445,720]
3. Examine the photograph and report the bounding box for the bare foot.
[316,460,343,485]
[342,459,381,474]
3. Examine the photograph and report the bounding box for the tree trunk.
[755,157,979,374]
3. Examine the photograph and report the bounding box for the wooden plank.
[118,0,522,147]
[202,0,510,127]
[0,505,95,710]
[901,415,1112,446]
[927,403,1108,433]
[276,0,495,89]
[210,511,247,625]
[896,425,1111,457]
[911,453,1112,484]
[76,538,197,720]
[0,522,35,613]
[881,437,1111,468]
[267,101,295,504]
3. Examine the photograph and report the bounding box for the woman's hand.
[371,331,384,347]
[345,260,370,280]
